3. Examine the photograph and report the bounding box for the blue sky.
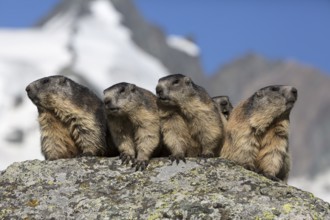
[0,0,329,75]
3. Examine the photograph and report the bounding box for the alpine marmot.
[103,83,161,170]
[26,75,113,160]
[221,85,297,183]
[156,74,225,163]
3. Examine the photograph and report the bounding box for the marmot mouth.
[27,94,39,104]
[286,100,296,108]
[286,98,296,105]
[109,107,120,112]
[158,96,170,102]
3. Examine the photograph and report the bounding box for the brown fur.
[221,85,297,183]
[157,103,199,160]
[26,75,112,160]
[103,83,161,170]
[38,110,77,160]
[156,74,225,162]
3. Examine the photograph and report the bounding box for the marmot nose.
[220,100,228,106]
[156,87,163,96]
[25,85,31,93]
[291,87,298,98]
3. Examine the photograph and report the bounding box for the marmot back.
[26,75,113,160]
[221,85,298,183]
[156,74,225,163]
[103,83,161,170]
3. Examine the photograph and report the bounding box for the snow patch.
[73,0,168,93]
[290,171,330,203]
[0,29,70,74]
[0,29,71,170]
[167,35,199,56]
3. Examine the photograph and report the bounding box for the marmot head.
[247,85,298,117]
[103,83,142,115]
[212,96,233,118]
[156,74,198,106]
[26,75,74,110]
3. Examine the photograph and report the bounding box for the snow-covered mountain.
[0,0,202,170]
[0,0,329,203]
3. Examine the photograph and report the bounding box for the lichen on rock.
[0,157,329,219]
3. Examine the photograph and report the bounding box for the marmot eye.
[172,79,179,85]
[119,87,125,94]
[220,101,228,106]
[42,78,50,84]
[271,86,279,92]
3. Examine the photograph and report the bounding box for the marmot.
[26,75,113,160]
[156,74,225,163]
[212,95,233,120]
[220,85,298,183]
[103,83,161,171]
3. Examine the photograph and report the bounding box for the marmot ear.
[183,76,191,85]
[255,90,263,98]
[129,84,136,92]
[60,77,67,84]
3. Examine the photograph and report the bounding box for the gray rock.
[0,157,329,219]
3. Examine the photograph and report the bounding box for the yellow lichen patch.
[308,192,315,199]
[263,211,275,220]
[0,208,13,216]
[282,203,292,214]
[147,212,162,220]
[189,168,199,176]
[79,182,90,189]
[157,161,165,166]
[27,199,39,207]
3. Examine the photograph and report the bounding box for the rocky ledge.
[0,157,329,219]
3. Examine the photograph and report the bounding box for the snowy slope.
[0,29,71,169]
[0,0,168,170]
[69,0,167,92]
